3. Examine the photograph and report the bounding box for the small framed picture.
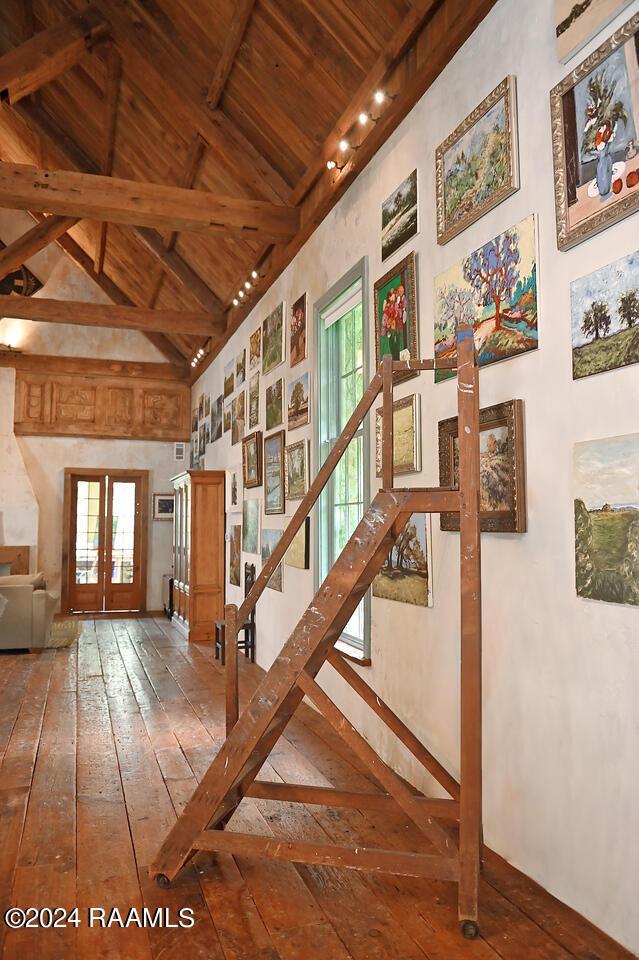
[243,430,263,488]
[264,430,285,514]
[373,251,418,383]
[153,493,174,521]
[285,439,309,500]
[290,293,307,366]
[287,371,310,430]
[375,394,421,477]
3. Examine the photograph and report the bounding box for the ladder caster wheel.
[461,920,480,939]
[156,874,171,889]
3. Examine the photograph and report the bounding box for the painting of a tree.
[373,514,432,607]
[618,289,639,328]
[582,300,611,340]
[463,226,520,330]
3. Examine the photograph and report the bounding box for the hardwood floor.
[0,618,632,960]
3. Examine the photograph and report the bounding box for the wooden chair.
[214,562,256,664]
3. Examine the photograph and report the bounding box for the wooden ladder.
[150,325,482,939]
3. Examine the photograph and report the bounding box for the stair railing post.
[455,322,482,928]
[225,602,239,735]
[381,353,394,490]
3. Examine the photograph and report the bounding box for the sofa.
[0,573,59,650]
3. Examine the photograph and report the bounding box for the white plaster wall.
[0,368,38,564]
[194,0,639,951]
[17,434,179,610]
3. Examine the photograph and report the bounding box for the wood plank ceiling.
[0,0,496,380]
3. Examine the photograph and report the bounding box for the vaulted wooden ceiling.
[0,0,496,382]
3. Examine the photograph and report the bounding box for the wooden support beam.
[0,294,222,337]
[192,830,460,881]
[0,351,188,381]
[94,44,122,275]
[246,781,460,819]
[225,604,239,735]
[136,226,223,317]
[0,214,78,280]
[0,162,299,240]
[0,4,110,105]
[399,488,461,514]
[206,0,256,109]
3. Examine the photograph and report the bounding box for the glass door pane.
[110,481,136,584]
[74,480,101,584]
[104,474,145,612]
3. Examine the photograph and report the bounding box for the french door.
[63,469,148,613]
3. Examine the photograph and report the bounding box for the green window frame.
[313,258,370,660]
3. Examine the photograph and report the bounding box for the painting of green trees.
[574,433,639,606]
[571,251,639,379]
[372,513,433,607]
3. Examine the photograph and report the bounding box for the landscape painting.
[556,0,634,63]
[262,528,283,591]
[236,348,246,386]
[286,517,310,570]
[574,432,639,606]
[551,16,639,250]
[231,390,245,445]
[434,214,538,382]
[286,439,308,500]
[262,302,285,375]
[224,360,234,399]
[242,498,260,555]
[204,394,211,418]
[264,430,285,514]
[223,398,232,433]
[249,327,261,369]
[436,77,518,245]
[382,169,418,261]
[211,395,223,441]
[290,294,307,366]
[265,378,283,430]
[229,524,241,587]
[248,372,260,428]
[375,394,420,477]
[287,371,310,430]
[571,250,639,379]
[372,513,433,607]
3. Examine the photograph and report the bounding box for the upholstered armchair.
[0,575,59,650]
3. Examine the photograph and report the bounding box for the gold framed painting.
[551,14,639,251]
[373,251,418,383]
[242,430,262,488]
[438,399,527,533]
[375,394,421,477]
[436,76,519,245]
[285,439,309,500]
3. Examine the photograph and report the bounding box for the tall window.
[315,259,370,658]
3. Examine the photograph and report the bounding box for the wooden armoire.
[171,470,225,641]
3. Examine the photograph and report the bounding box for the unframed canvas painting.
[224,360,234,399]
[265,378,283,431]
[372,513,433,607]
[290,294,307,366]
[555,0,634,63]
[223,398,232,433]
[262,302,285,375]
[242,498,260,555]
[249,372,260,428]
[375,394,420,477]
[236,349,246,387]
[229,524,241,587]
[261,528,283,591]
[285,517,310,570]
[434,214,538,382]
[249,327,261,370]
[231,391,245,445]
[574,432,639,606]
[382,169,418,261]
[211,395,223,441]
[287,372,310,430]
[571,250,639,379]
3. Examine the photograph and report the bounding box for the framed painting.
[230,470,240,508]
[372,513,433,607]
[191,409,198,433]
[211,394,223,441]
[242,430,262,488]
[574,432,639,606]
[290,293,307,366]
[264,430,285,514]
[236,348,246,387]
[436,77,519,246]
[571,249,639,379]
[551,14,639,251]
[556,0,634,63]
[242,498,260,555]
[205,422,211,446]
[223,360,234,399]
[265,378,283,431]
[285,439,309,500]
[285,517,310,570]
[438,399,527,533]
[223,398,232,433]
[249,327,261,370]
[375,394,421,477]
[152,493,174,520]
[231,390,245,446]
[198,393,204,421]
[248,372,260,428]
[434,214,538,382]
[229,524,241,587]
[287,371,310,430]
[261,528,283,591]
[198,424,205,458]
[204,393,211,418]
[373,252,418,382]
[262,302,285,375]
[382,169,418,261]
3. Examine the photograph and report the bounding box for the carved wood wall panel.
[13,369,190,441]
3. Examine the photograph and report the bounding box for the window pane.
[111,482,136,584]
[75,480,101,584]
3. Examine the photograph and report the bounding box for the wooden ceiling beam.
[0,294,222,337]
[0,351,188,382]
[94,43,122,275]
[0,3,110,105]
[206,0,256,109]
[0,162,300,241]
[0,213,78,280]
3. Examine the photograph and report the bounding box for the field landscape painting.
[436,77,518,245]
[262,302,285,375]
[434,214,538,382]
[574,432,639,606]
[381,169,418,261]
[372,513,433,607]
[571,250,639,379]
[262,528,283,591]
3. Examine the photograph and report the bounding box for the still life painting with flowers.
[551,13,639,249]
[373,251,418,379]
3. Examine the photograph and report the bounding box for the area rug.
[46,619,82,648]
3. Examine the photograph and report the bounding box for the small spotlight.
[198,349,204,357]
[251,270,258,279]
[191,360,196,367]
[358,112,368,125]
[244,280,251,290]
[338,139,349,152]
[238,290,245,299]
[233,297,239,306]
[326,159,336,171]
[374,90,385,104]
